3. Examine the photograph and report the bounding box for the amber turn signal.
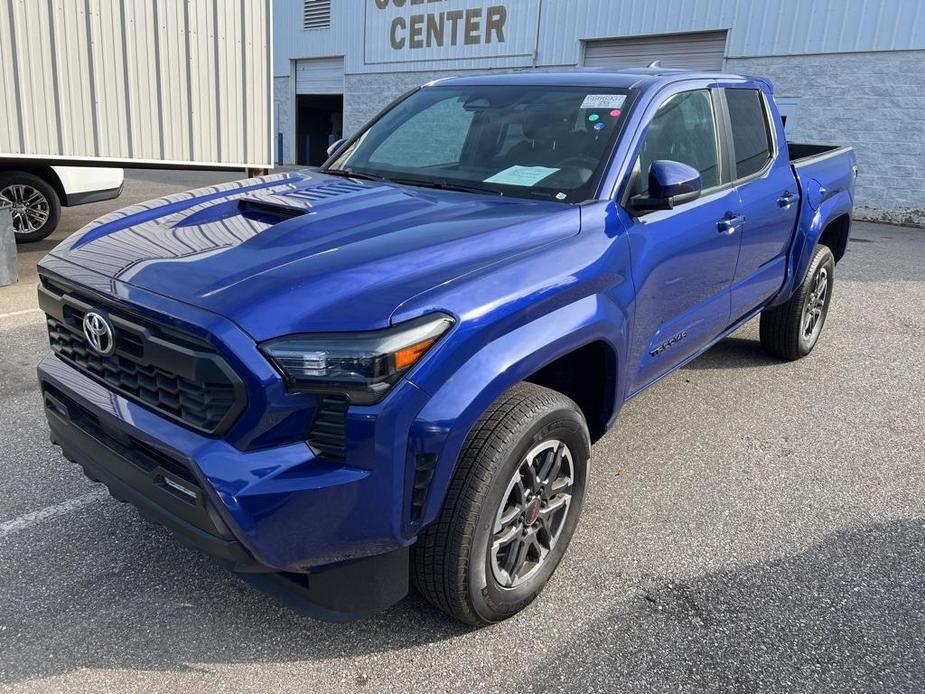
[394,337,437,370]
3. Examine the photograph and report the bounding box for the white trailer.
[0,0,273,242]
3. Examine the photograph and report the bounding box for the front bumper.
[38,352,428,574]
[43,381,261,571]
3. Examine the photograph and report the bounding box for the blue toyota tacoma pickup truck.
[37,68,856,625]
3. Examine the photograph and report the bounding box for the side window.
[635,90,720,195]
[368,97,474,168]
[725,88,772,179]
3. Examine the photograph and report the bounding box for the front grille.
[308,395,348,459]
[40,275,245,435]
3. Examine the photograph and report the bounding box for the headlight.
[260,313,454,404]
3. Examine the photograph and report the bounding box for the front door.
[621,88,743,394]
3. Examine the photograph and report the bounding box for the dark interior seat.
[507,111,574,167]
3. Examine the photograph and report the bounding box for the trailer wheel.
[0,172,61,243]
[760,244,835,360]
[412,382,589,625]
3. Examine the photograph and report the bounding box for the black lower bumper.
[42,382,409,620]
[43,384,262,571]
[63,182,124,207]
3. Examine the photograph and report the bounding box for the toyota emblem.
[82,311,115,356]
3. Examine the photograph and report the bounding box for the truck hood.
[49,171,579,340]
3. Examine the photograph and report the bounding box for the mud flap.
[238,547,410,622]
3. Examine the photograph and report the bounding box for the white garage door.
[295,56,345,95]
[583,31,728,71]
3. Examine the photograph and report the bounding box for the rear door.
[723,87,800,319]
[621,88,743,394]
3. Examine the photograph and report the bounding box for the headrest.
[522,109,570,142]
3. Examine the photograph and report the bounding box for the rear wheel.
[0,172,61,243]
[412,382,589,625]
[759,244,835,360]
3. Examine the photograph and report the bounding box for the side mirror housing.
[326,137,347,158]
[630,160,702,212]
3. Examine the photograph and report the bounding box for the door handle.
[717,214,746,234]
[777,191,799,208]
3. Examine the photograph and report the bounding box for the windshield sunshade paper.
[483,166,560,187]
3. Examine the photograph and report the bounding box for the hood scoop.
[170,194,309,227]
[231,179,374,221]
[237,197,309,220]
[173,178,381,228]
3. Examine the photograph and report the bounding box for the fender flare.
[770,186,853,307]
[405,293,627,533]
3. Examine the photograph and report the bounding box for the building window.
[303,0,331,30]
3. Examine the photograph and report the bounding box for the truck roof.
[427,67,763,91]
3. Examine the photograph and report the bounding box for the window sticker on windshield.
[580,94,626,110]
[484,166,560,187]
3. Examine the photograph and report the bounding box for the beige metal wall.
[0,0,272,168]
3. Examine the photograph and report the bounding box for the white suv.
[0,166,123,243]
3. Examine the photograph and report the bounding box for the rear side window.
[635,89,720,195]
[725,89,772,179]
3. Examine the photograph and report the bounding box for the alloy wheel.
[0,184,50,235]
[490,440,574,588]
[802,265,829,344]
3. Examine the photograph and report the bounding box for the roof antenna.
[647,60,662,68]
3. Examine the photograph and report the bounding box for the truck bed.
[785,141,857,277]
[788,143,852,168]
[788,144,856,195]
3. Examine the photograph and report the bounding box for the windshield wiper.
[324,169,503,196]
[322,167,388,183]
[387,177,503,196]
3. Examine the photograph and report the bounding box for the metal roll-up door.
[582,31,728,71]
[295,56,345,95]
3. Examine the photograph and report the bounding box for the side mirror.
[326,137,346,158]
[630,160,702,212]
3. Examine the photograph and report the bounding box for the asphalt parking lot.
[1,173,923,693]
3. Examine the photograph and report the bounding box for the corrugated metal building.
[273,0,925,224]
[0,0,273,169]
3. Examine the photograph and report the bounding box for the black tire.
[759,244,835,360]
[412,382,590,625]
[0,171,61,243]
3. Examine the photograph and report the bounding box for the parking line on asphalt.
[0,308,42,320]
[0,490,108,540]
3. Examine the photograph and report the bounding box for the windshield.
[325,85,633,202]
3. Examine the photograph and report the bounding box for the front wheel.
[759,244,835,360]
[412,383,590,625]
